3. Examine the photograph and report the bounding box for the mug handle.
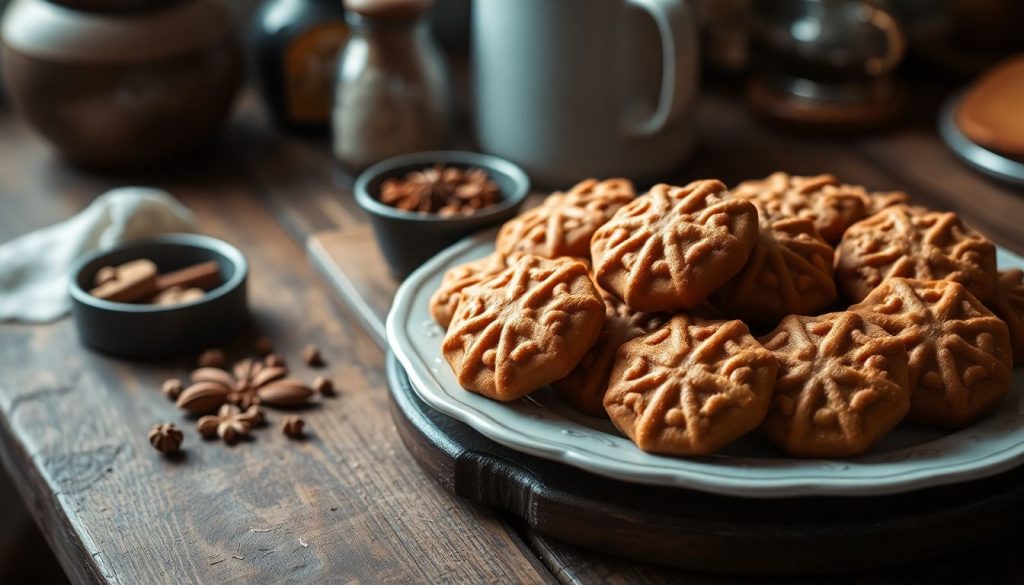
[862,5,906,76]
[623,0,698,138]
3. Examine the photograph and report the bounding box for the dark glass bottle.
[252,0,349,134]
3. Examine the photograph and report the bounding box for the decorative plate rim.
[386,230,1024,498]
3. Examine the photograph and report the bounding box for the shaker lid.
[344,0,433,20]
[1,0,233,64]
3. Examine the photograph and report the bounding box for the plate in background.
[940,92,1024,187]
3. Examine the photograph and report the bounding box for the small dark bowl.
[69,234,249,358]
[354,151,531,277]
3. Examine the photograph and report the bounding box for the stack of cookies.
[431,174,1022,458]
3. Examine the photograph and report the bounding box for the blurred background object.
[695,0,752,75]
[0,0,242,169]
[889,0,1024,77]
[332,0,450,171]
[472,0,700,187]
[252,0,349,134]
[428,0,468,52]
[746,0,906,131]
[939,55,1024,186]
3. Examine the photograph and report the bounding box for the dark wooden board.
[386,351,1024,575]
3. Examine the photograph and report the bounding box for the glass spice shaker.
[332,0,451,170]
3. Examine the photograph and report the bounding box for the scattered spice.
[379,164,500,216]
[161,378,183,401]
[282,415,305,438]
[303,344,324,367]
[229,358,285,409]
[197,349,227,368]
[176,381,232,414]
[196,415,220,439]
[239,405,266,427]
[157,340,335,459]
[176,383,232,413]
[179,359,290,413]
[313,376,335,397]
[148,423,183,454]
[257,379,314,407]
[198,404,252,445]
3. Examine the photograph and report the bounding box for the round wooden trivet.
[386,352,1024,575]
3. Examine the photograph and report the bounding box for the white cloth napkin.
[0,187,198,323]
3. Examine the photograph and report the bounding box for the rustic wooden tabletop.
[1,86,1023,585]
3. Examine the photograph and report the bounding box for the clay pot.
[0,0,242,168]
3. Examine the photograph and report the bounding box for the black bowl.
[69,234,249,358]
[354,151,531,277]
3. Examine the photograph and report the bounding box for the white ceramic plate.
[386,230,1024,498]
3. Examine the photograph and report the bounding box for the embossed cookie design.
[851,278,1012,428]
[713,213,836,325]
[988,269,1024,361]
[732,172,868,244]
[590,180,759,313]
[442,255,605,401]
[430,252,513,329]
[837,205,997,302]
[604,314,777,456]
[552,289,669,417]
[759,312,910,457]
[496,178,635,259]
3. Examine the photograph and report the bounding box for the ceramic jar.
[0,0,242,168]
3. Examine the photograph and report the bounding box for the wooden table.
[1,87,1023,584]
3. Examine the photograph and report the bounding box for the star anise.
[182,358,288,413]
[197,404,260,445]
[379,164,499,216]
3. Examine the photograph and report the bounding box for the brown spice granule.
[379,164,500,216]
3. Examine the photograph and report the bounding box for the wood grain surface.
[1,82,1024,585]
[0,99,553,585]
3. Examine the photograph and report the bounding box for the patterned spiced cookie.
[552,289,669,417]
[604,314,777,456]
[591,180,759,313]
[732,172,867,244]
[430,252,514,329]
[851,278,1013,428]
[442,255,605,401]
[988,269,1024,362]
[759,312,911,457]
[836,205,998,302]
[496,178,635,259]
[713,212,836,325]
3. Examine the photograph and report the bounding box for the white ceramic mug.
[472,0,699,187]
